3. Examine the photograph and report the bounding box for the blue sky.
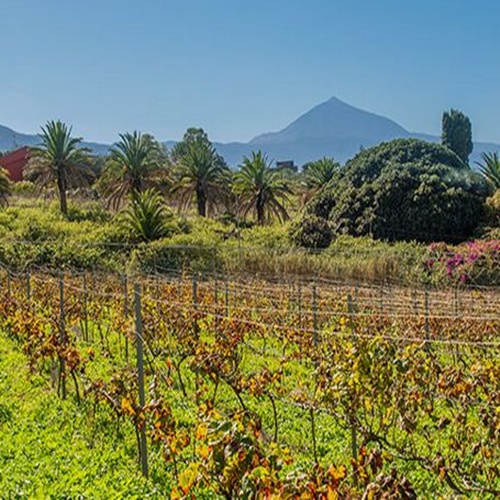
[1,0,499,144]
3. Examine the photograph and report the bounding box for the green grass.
[0,332,160,498]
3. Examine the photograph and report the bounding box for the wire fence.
[1,265,500,495]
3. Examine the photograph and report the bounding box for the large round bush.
[305,139,488,243]
[290,215,333,249]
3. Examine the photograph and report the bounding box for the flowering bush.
[426,240,500,285]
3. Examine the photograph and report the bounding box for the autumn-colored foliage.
[0,269,499,497]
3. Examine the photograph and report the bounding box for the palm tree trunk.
[197,187,207,217]
[257,194,265,225]
[57,170,68,216]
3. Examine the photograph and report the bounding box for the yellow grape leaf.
[170,486,181,500]
[196,443,211,460]
[439,467,446,481]
[178,463,199,494]
[328,464,346,481]
[195,423,208,440]
[121,397,134,416]
[327,485,338,500]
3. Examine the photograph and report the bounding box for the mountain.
[0,125,40,151]
[250,96,409,145]
[0,125,110,156]
[0,97,499,167]
[215,97,499,166]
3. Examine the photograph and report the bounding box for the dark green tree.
[290,214,333,248]
[304,139,487,243]
[442,109,473,164]
[171,127,226,170]
[172,128,210,158]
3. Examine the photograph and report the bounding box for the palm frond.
[122,188,171,241]
[171,140,229,216]
[101,131,169,209]
[476,152,500,191]
[24,120,93,214]
[233,151,293,224]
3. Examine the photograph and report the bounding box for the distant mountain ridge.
[0,125,111,156]
[1,97,499,167]
[0,124,40,151]
[250,96,408,145]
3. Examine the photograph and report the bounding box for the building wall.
[0,147,30,182]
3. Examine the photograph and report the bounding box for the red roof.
[0,147,30,182]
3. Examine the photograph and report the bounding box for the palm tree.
[476,152,500,191]
[0,167,11,207]
[300,156,339,204]
[102,131,168,210]
[233,151,293,225]
[173,140,229,217]
[122,188,172,242]
[303,157,339,188]
[25,120,93,215]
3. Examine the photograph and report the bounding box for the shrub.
[63,201,111,223]
[216,211,254,229]
[485,189,500,227]
[426,240,500,285]
[0,203,130,270]
[305,139,488,243]
[239,223,291,249]
[130,233,223,274]
[120,189,179,242]
[11,181,36,196]
[290,215,333,249]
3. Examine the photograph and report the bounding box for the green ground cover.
[0,333,159,498]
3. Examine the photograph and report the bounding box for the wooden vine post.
[312,283,318,346]
[192,273,199,339]
[26,270,31,302]
[59,273,67,399]
[83,273,89,343]
[225,277,229,317]
[424,289,430,336]
[134,283,149,478]
[123,274,129,363]
[347,293,358,485]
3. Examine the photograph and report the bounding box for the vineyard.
[1,266,500,498]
